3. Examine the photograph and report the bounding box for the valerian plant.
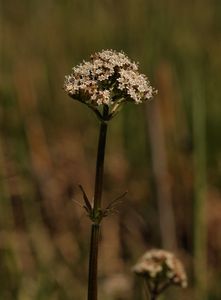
[64,49,156,300]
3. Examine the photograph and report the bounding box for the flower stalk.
[93,107,108,211]
[87,106,108,300]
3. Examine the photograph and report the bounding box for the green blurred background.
[0,0,221,299]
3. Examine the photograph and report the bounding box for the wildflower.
[133,249,187,298]
[64,49,156,120]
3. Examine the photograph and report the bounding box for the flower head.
[64,49,156,120]
[133,249,187,296]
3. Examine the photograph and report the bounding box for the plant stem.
[87,223,100,300]
[87,106,108,300]
[150,286,158,300]
[144,280,158,300]
[94,113,108,211]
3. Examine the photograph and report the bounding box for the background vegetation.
[0,0,221,299]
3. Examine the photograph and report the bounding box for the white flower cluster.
[64,49,156,107]
[133,249,187,288]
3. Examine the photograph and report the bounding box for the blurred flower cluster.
[133,249,187,298]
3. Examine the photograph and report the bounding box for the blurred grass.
[192,73,207,300]
[1,0,221,299]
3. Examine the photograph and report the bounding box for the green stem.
[192,75,207,300]
[87,106,109,300]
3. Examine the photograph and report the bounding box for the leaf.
[79,185,92,212]
[105,191,128,210]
